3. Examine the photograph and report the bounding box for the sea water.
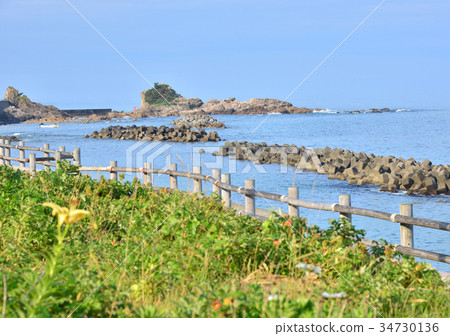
[1,109,449,272]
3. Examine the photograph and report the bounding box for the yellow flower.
[223,297,233,306]
[43,202,89,226]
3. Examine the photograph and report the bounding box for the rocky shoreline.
[136,96,318,117]
[0,85,397,125]
[86,125,221,142]
[213,141,450,196]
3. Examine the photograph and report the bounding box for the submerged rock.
[0,135,21,142]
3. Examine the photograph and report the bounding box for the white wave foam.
[395,109,410,112]
[312,109,339,113]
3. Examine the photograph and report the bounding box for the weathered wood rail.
[0,139,80,170]
[1,140,449,266]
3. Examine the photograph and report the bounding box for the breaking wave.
[312,109,339,113]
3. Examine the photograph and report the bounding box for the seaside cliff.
[0,87,68,124]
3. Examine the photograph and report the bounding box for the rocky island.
[213,141,450,196]
[133,83,318,117]
[86,125,221,142]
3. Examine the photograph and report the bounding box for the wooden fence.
[0,139,80,170]
[1,140,449,266]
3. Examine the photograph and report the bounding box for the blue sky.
[0,0,449,110]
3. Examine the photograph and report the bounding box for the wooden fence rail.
[1,141,449,265]
[0,139,79,174]
[76,166,450,231]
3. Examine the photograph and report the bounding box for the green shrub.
[0,165,448,317]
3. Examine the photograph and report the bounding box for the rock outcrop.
[0,85,398,125]
[0,87,68,125]
[213,141,450,196]
[225,98,314,114]
[348,108,392,114]
[170,115,226,129]
[136,96,317,117]
[133,97,204,118]
[135,83,320,117]
[86,125,221,142]
[187,98,317,115]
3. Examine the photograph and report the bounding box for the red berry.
[212,300,222,310]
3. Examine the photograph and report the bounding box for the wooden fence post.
[288,186,299,218]
[4,139,10,166]
[221,174,231,208]
[59,146,65,162]
[29,153,36,175]
[0,139,4,165]
[43,144,50,169]
[212,169,221,195]
[339,194,352,223]
[73,148,81,166]
[110,160,117,180]
[144,162,152,186]
[19,141,25,168]
[400,204,414,248]
[55,151,62,167]
[193,166,202,193]
[245,179,255,215]
[169,163,178,189]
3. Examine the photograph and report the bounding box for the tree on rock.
[143,83,182,106]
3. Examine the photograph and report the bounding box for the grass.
[0,163,448,317]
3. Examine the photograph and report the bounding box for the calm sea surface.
[1,109,449,272]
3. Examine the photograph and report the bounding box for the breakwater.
[86,125,221,142]
[213,141,450,196]
[170,114,226,128]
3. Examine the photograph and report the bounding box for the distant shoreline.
[1,85,399,126]
[15,106,400,125]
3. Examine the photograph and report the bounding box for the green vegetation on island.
[143,82,182,106]
[0,164,448,317]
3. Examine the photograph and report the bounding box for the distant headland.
[0,84,394,125]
